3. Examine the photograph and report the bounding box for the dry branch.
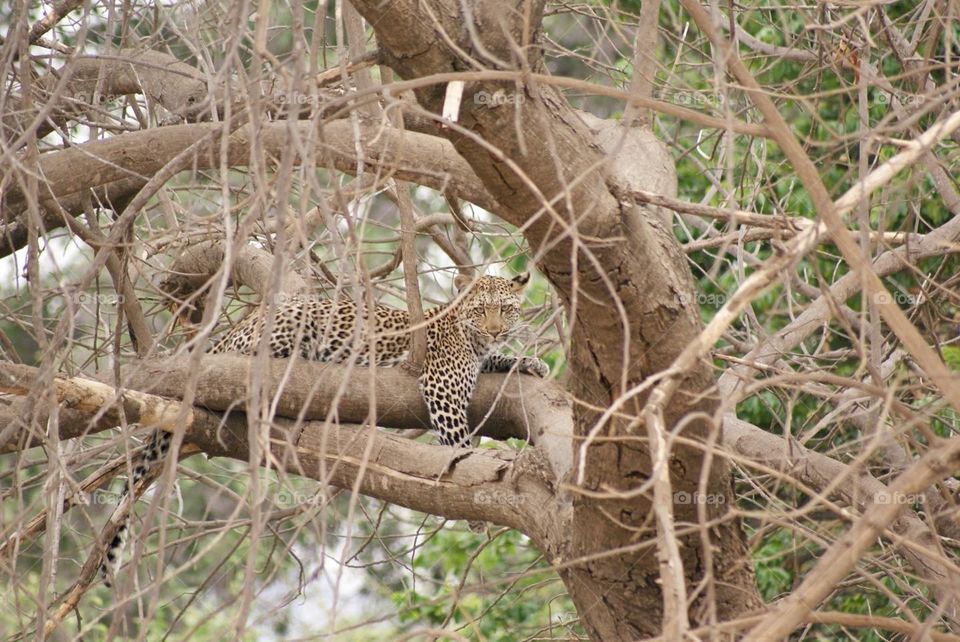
[0,360,561,532]
[676,0,960,634]
[725,416,960,616]
[680,0,960,422]
[344,0,763,632]
[4,0,956,636]
[718,205,960,400]
[0,362,191,435]
[160,239,309,302]
[0,121,498,258]
[27,0,86,45]
[744,434,960,641]
[3,50,209,146]
[0,357,574,477]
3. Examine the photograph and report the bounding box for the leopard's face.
[455,274,529,350]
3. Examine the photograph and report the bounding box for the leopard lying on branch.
[100,273,548,585]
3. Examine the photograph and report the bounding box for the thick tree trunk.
[0,1,765,635]
[341,0,763,636]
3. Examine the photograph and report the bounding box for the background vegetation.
[1,0,958,639]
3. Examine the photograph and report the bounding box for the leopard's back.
[208,276,544,447]
[209,296,414,366]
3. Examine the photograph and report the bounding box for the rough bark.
[0,3,765,636]
[0,357,573,474]
[0,120,499,258]
[0,362,559,540]
[3,358,949,610]
[5,0,960,638]
[2,51,208,148]
[338,0,762,636]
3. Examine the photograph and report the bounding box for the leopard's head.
[454,273,529,348]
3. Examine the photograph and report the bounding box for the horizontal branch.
[718,198,960,399]
[2,358,953,604]
[217,413,558,532]
[724,415,959,614]
[632,189,919,248]
[3,50,209,148]
[130,355,574,477]
[0,356,574,478]
[159,239,308,303]
[1,120,498,255]
[645,610,960,642]
[0,363,190,452]
[0,361,560,533]
[6,358,950,553]
[745,431,960,640]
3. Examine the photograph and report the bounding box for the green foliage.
[391,528,579,640]
[4,0,958,638]
[944,346,960,371]
[752,529,796,601]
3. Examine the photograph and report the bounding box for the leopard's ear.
[454,273,473,291]
[510,272,530,292]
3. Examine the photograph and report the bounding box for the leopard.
[100,273,548,585]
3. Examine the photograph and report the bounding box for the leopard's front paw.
[519,357,550,378]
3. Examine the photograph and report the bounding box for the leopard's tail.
[99,430,172,587]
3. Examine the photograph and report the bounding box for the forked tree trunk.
[342,0,764,636]
[0,1,766,637]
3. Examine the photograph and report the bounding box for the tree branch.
[160,239,308,305]
[0,361,561,533]
[3,51,210,147]
[679,0,960,420]
[4,356,954,624]
[1,121,499,257]
[743,433,960,641]
[0,357,573,477]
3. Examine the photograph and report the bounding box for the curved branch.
[160,239,309,302]
[0,356,574,478]
[0,361,560,533]
[1,122,494,213]
[716,137,960,401]
[1,120,498,257]
[4,50,209,146]
[744,433,960,641]
[725,416,960,619]
[679,0,960,421]
[2,358,954,616]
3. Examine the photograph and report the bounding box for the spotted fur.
[210,273,548,446]
[100,274,547,585]
[100,429,171,587]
